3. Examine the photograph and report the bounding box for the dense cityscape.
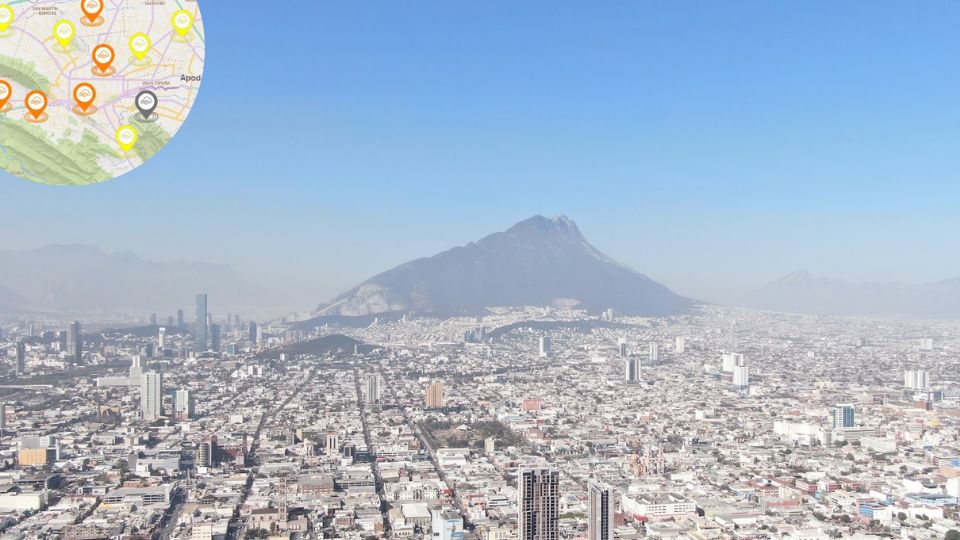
[1,295,958,539]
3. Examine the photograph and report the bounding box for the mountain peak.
[317,216,693,317]
[505,215,585,241]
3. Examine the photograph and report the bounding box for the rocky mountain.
[741,270,960,318]
[316,215,694,317]
[0,244,267,314]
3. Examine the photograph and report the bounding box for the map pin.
[54,19,75,50]
[116,125,139,153]
[129,33,151,61]
[92,44,115,75]
[0,80,11,111]
[171,10,194,38]
[135,90,158,121]
[73,82,96,112]
[25,90,47,120]
[81,0,104,24]
[0,4,14,33]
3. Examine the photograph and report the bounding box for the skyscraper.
[904,368,931,390]
[539,336,552,358]
[426,381,444,409]
[832,404,855,429]
[518,468,560,540]
[67,321,82,363]
[588,482,615,540]
[248,321,258,344]
[158,327,166,349]
[675,336,686,354]
[733,355,749,389]
[173,388,195,421]
[365,373,381,405]
[15,341,25,376]
[141,371,163,421]
[624,357,640,383]
[648,342,660,362]
[210,323,222,353]
[177,309,185,331]
[195,293,208,351]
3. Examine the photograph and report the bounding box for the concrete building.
[588,481,615,540]
[518,468,559,540]
[426,381,444,409]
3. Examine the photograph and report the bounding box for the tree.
[944,530,960,540]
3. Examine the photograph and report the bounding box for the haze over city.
[1,2,960,540]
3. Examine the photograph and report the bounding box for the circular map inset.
[0,0,204,185]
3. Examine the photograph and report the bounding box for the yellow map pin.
[116,125,139,153]
[129,33,151,61]
[53,19,75,50]
[0,5,14,33]
[171,10,194,38]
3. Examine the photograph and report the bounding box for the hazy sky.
[1,1,958,306]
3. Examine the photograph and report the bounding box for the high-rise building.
[519,468,560,540]
[904,369,931,390]
[248,321,258,344]
[15,341,25,376]
[210,323,222,353]
[325,431,339,456]
[588,481,615,540]
[426,381,445,409]
[732,355,749,388]
[832,404,855,429]
[365,373,381,405]
[197,436,216,467]
[539,336,552,358]
[195,293,209,351]
[675,336,686,354]
[721,352,744,373]
[141,371,163,421]
[177,309,185,331]
[67,321,82,363]
[174,389,195,421]
[149,313,157,326]
[129,356,143,382]
[617,338,628,358]
[648,343,660,362]
[158,327,166,349]
[430,508,464,540]
[624,357,640,383]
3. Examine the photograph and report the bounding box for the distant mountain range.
[741,270,960,318]
[0,244,268,314]
[315,215,694,317]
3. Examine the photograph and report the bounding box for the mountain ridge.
[0,244,269,314]
[315,215,694,317]
[741,270,960,318]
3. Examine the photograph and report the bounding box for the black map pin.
[135,90,158,121]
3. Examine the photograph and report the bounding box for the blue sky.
[1,1,958,305]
